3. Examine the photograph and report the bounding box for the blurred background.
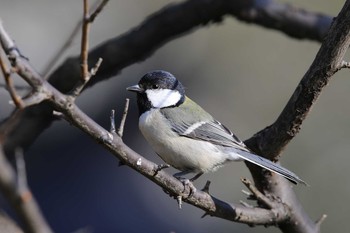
[0,0,348,232]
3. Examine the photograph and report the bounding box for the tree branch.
[72,0,106,97]
[0,146,52,233]
[0,51,23,108]
[117,98,129,137]
[243,1,350,232]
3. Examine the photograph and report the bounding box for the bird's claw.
[177,177,197,196]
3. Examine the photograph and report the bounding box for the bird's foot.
[176,177,197,196]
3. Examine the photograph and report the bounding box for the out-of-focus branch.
[0,21,295,227]
[42,0,108,77]
[230,0,331,41]
[0,211,24,233]
[89,0,109,23]
[0,146,52,233]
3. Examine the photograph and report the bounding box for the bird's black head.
[127,70,185,115]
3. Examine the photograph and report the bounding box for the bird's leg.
[189,172,203,182]
[173,170,191,179]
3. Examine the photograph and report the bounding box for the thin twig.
[89,0,109,23]
[240,200,254,208]
[81,0,90,81]
[338,60,350,69]
[177,195,183,209]
[42,21,82,78]
[0,51,23,108]
[201,180,211,194]
[42,0,103,77]
[241,189,255,200]
[80,0,107,85]
[80,0,107,81]
[72,0,105,98]
[315,214,327,228]
[0,83,30,91]
[241,178,276,209]
[21,92,48,107]
[117,98,129,137]
[15,149,32,203]
[110,109,116,134]
[70,58,103,98]
[90,57,103,76]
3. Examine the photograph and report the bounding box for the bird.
[127,70,306,185]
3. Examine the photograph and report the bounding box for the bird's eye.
[152,84,159,89]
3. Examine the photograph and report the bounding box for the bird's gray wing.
[171,118,249,151]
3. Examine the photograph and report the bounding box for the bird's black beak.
[126,84,144,93]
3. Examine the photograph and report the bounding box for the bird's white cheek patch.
[145,89,182,108]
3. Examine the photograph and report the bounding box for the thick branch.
[245,0,350,170]
[243,1,350,233]
[0,0,333,154]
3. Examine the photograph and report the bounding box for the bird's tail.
[234,149,307,185]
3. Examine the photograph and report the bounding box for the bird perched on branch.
[127,70,306,185]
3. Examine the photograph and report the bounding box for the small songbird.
[127,70,306,184]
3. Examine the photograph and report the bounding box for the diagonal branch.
[0,146,53,233]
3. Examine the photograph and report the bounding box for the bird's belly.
[139,110,232,173]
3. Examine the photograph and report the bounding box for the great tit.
[127,70,306,185]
